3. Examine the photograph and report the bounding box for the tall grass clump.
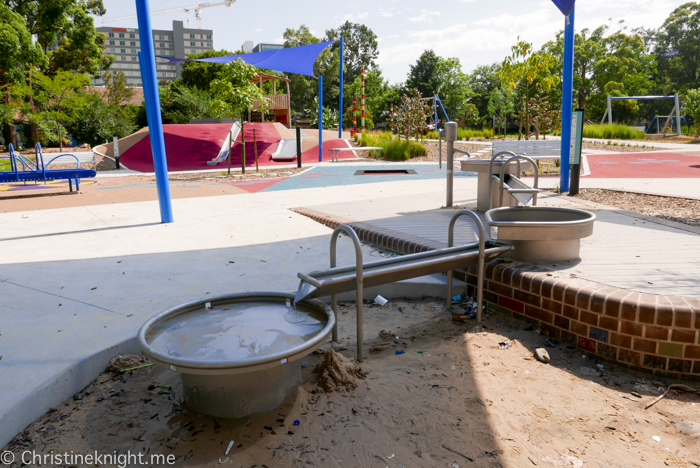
[583,124,645,140]
[358,131,426,160]
[423,127,494,140]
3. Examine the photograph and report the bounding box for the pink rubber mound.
[120,124,234,172]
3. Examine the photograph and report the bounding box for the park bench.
[491,140,589,173]
[329,146,383,162]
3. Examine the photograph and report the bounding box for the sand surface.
[4,298,700,467]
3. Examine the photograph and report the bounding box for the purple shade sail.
[157,41,335,77]
[551,0,575,16]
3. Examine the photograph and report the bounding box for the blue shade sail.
[157,41,335,77]
[551,0,575,16]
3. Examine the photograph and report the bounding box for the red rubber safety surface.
[586,152,700,178]
[119,123,356,172]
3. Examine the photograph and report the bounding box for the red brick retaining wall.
[463,262,700,381]
[292,207,700,381]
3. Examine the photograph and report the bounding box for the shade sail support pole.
[319,75,323,162]
[136,0,173,223]
[559,5,575,194]
[339,37,344,139]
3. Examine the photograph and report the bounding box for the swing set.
[600,93,684,136]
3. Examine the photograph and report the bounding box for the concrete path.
[0,175,471,448]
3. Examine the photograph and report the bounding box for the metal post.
[445,122,457,207]
[296,126,302,168]
[330,225,365,362]
[675,93,681,136]
[607,94,612,125]
[253,128,259,172]
[352,94,357,138]
[559,6,575,194]
[434,94,438,133]
[227,127,233,175]
[241,124,245,174]
[390,103,394,134]
[338,36,344,139]
[135,0,173,223]
[438,128,442,169]
[360,69,365,134]
[447,210,486,322]
[113,136,120,169]
[318,76,323,162]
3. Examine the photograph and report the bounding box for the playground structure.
[247,73,293,128]
[601,94,683,136]
[0,143,96,192]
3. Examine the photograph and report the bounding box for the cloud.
[407,11,441,23]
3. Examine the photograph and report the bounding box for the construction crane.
[101,0,236,29]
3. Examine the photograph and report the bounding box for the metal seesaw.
[295,210,513,361]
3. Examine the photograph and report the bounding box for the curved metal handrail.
[446,210,486,322]
[330,224,366,361]
[498,154,539,208]
[487,151,517,210]
[10,143,39,173]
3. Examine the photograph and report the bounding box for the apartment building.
[94,20,214,87]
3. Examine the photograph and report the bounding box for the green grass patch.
[582,124,645,140]
[357,131,427,160]
[0,158,12,172]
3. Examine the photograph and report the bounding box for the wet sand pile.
[315,350,367,392]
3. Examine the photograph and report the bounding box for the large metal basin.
[138,292,334,418]
[485,206,596,262]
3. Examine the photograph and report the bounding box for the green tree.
[9,0,111,76]
[406,50,472,122]
[684,88,700,136]
[66,91,135,147]
[487,87,515,137]
[343,69,398,128]
[656,2,700,92]
[181,49,236,91]
[210,59,268,120]
[406,50,442,98]
[498,40,559,139]
[160,79,212,124]
[592,31,655,121]
[394,88,429,140]
[325,21,379,87]
[101,70,134,106]
[32,71,90,149]
[462,103,479,127]
[467,63,501,125]
[0,4,45,146]
[545,26,607,109]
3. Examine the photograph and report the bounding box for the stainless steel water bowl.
[138,292,334,418]
[485,206,596,262]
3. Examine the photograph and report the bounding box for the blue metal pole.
[319,75,323,162]
[135,0,173,223]
[437,95,450,122]
[559,5,575,193]
[339,37,344,139]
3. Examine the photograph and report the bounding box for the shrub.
[358,131,426,160]
[582,124,645,140]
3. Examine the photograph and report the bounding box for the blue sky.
[96,0,686,83]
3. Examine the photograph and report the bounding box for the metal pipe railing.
[330,225,365,361]
[447,210,486,322]
[497,154,539,208]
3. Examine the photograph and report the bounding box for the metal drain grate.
[354,169,418,175]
